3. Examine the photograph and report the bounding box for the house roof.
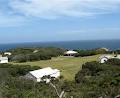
[65,50,78,54]
[29,67,60,79]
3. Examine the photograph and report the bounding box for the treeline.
[2,47,112,62]
[8,47,66,62]
[75,48,108,57]
[0,64,40,76]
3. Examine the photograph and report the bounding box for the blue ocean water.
[0,40,120,51]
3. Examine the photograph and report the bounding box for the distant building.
[25,67,60,83]
[100,47,109,52]
[33,50,39,53]
[0,57,8,64]
[99,54,120,63]
[64,50,78,56]
[4,52,12,56]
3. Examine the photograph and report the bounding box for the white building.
[0,57,8,64]
[99,55,120,63]
[4,52,12,56]
[64,50,78,56]
[33,50,39,53]
[25,67,60,83]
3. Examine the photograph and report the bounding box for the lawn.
[12,55,100,81]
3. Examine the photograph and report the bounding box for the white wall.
[100,58,108,63]
[51,71,60,78]
[0,59,8,63]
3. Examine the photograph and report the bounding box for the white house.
[4,52,12,56]
[0,57,8,64]
[99,55,120,63]
[33,50,39,53]
[64,50,78,56]
[99,56,110,63]
[25,67,60,83]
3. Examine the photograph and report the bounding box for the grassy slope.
[12,55,100,81]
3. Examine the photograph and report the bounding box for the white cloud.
[0,0,120,26]
[0,7,27,27]
[9,0,120,19]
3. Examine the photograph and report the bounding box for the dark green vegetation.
[8,47,66,62]
[0,58,120,98]
[75,48,108,57]
[75,60,120,98]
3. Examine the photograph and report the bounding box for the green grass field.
[12,55,100,81]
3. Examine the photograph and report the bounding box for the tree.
[41,76,66,98]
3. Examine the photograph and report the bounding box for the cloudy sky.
[0,0,120,43]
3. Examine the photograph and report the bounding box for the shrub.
[106,58,120,66]
[11,54,27,62]
[75,61,120,98]
[75,48,108,57]
[10,47,65,62]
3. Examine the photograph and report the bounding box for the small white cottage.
[99,56,109,63]
[64,50,78,56]
[33,50,39,53]
[25,67,60,82]
[0,57,8,64]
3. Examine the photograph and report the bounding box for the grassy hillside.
[11,55,100,81]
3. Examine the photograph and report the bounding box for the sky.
[0,0,120,43]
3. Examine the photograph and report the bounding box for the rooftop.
[29,67,60,79]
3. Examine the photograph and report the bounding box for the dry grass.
[11,55,100,81]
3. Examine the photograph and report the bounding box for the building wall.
[25,70,60,82]
[25,73,37,82]
[51,71,60,78]
[0,59,8,63]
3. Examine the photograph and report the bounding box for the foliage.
[0,63,40,76]
[75,61,120,98]
[106,58,120,66]
[0,57,120,98]
[9,47,66,62]
[0,63,64,98]
[75,48,107,57]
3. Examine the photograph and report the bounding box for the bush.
[106,58,120,66]
[9,47,65,62]
[0,64,41,76]
[75,48,107,57]
[11,54,27,62]
[75,61,120,98]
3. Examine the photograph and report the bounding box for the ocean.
[0,40,120,51]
